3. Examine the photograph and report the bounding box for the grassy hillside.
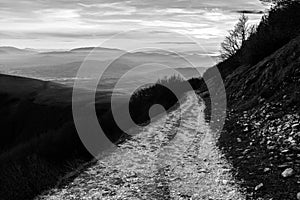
[0,74,113,199]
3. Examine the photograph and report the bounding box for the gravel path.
[37,92,245,200]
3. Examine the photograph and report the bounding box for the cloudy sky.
[0,0,268,53]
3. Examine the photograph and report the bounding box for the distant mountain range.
[0,46,124,54]
[0,45,211,92]
[0,46,36,54]
[0,46,218,57]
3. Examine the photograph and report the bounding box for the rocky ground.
[217,36,300,200]
[37,92,245,200]
[219,102,300,200]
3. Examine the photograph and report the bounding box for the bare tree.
[259,0,284,3]
[220,14,251,60]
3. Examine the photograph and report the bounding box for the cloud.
[235,10,265,14]
[0,0,268,50]
[157,41,196,45]
[34,9,81,20]
[30,31,120,39]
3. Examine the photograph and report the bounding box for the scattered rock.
[281,149,289,153]
[278,164,289,168]
[222,168,231,173]
[267,145,276,150]
[237,138,242,143]
[112,178,124,185]
[281,168,294,178]
[263,168,271,173]
[198,168,208,173]
[222,180,229,184]
[255,183,264,191]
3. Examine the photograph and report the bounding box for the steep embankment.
[217,36,300,199]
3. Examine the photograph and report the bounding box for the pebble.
[278,164,289,168]
[281,168,294,178]
[267,145,276,150]
[198,169,208,173]
[255,183,264,191]
[222,180,229,184]
[263,168,271,173]
[281,149,289,153]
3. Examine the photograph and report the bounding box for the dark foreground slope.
[0,73,199,200]
[201,34,300,199]
[0,74,114,200]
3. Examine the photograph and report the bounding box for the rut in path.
[38,92,245,200]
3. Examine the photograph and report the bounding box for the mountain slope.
[0,74,115,200]
[225,35,300,109]
[214,34,300,199]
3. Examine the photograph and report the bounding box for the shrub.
[242,0,300,65]
[129,75,193,125]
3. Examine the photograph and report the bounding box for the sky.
[0,0,268,53]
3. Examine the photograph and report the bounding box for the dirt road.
[38,92,244,200]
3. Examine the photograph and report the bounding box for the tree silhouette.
[259,0,296,6]
[220,14,252,60]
